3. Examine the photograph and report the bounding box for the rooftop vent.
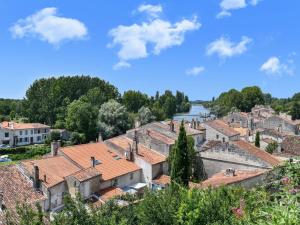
[113,155,121,160]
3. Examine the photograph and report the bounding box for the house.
[105,133,168,184]
[152,169,268,190]
[0,121,50,147]
[281,136,300,156]
[202,119,240,142]
[198,140,281,177]
[262,115,300,135]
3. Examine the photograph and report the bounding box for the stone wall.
[262,116,299,135]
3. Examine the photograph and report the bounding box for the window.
[130,173,134,180]
[37,136,41,141]
[5,132,9,138]
[222,137,225,143]
[19,131,23,135]
[44,129,47,133]
[38,129,41,134]
[19,138,23,143]
[216,134,219,139]
[24,137,28,142]
[31,130,33,135]
[113,179,118,186]
[25,130,28,135]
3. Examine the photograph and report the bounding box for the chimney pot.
[98,133,103,142]
[91,156,96,167]
[51,141,59,156]
[33,165,40,189]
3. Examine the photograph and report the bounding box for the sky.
[0,0,299,100]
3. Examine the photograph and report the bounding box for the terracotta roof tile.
[99,187,125,202]
[199,170,267,188]
[146,129,175,145]
[231,140,281,166]
[60,143,141,181]
[204,120,240,137]
[0,165,46,223]
[107,136,166,165]
[70,167,101,182]
[1,121,50,130]
[21,156,81,188]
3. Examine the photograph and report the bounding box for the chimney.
[98,133,103,142]
[51,141,59,157]
[0,191,3,211]
[169,120,175,132]
[33,165,40,189]
[133,130,139,155]
[126,143,134,161]
[91,156,96,167]
[224,168,236,177]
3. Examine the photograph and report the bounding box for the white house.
[0,121,50,147]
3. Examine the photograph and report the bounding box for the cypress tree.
[170,121,190,187]
[255,132,260,148]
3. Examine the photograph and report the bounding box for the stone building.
[198,140,281,177]
[202,119,240,142]
[262,115,300,135]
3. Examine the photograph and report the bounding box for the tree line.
[203,86,300,120]
[0,76,191,142]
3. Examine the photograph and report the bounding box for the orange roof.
[60,142,141,181]
[0,165,46,220]
[1,121,50,130]
[146,129,175,145]
[21,156,81,188]
[200,170,267,188]
[204,120,240,137]
[99,187,125,202]
[152,174,171,186]
[70,167,101,182]
[231,140,282,166]
[107,136,166,165]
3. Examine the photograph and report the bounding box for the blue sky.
[0,0,299,100]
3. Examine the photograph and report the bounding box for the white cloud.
[217,0,262,18]
[260,56,294,75]
[185,66,205,76]
[206,36,252,58]
[10,7,87,45]
[138,4,162,18]
[113,61,131,70]
[108,5,200,69]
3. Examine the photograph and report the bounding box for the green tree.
[265,141,278,154]
[66,100,98,141]
[98,100,131,139]
[171,121,190,187]
[24,76,119,125]
[290,101,300,120]
[241,86,265,112]
[122,90,149,113]
[70,132,86,145]
[137,106,155,125]
[255,132,260,148]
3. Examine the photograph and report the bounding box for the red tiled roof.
[0,165,46,223]
[1,121,50,130]
[146,129,175,145]
[204,120,240,137]
[231,140,281,166]
[152,174,171,186]
[21,156,81,188]
[107,136,166,165]
[60,142,141,181]
[199,170,267,188]
[70,167,101,182]
[99,187,125,202]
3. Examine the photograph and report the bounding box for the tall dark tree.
[171,121,190,187]
[255,132,260,148]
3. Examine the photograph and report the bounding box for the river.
[173,104,213,122]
